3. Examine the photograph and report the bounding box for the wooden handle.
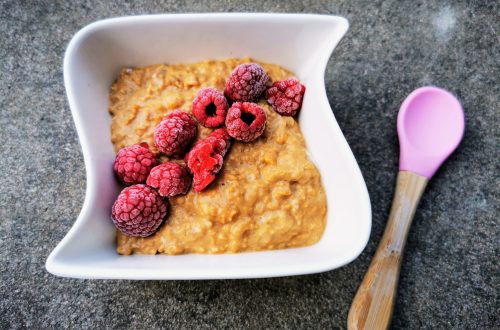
[348,171,428,330]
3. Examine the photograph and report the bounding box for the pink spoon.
[348,87,465,330]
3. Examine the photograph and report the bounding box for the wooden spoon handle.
[348,171,428,330]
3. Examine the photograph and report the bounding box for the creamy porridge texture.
[109,58,327,255]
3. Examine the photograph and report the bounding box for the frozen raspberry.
[224,63,269,102]
[225,102,267,142]
[111,184,168,237]
[185,130,231,192]
[185,141,224,192]
[113,143,156,185]
[146,162,191,197]
[266,77,306,116]
[154,110,197,157]
[192,87,228,128]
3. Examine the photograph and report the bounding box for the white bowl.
[46,13,371,280]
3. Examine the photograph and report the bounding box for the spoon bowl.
[398,86,464,178]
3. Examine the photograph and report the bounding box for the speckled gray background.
[0,0,498,329]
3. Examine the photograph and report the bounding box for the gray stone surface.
[0,0,498,328]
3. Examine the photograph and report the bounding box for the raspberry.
[185,129,231,192]
[266,77,306,116]
[224,63,269,102]
[192,87,228,128]
[154,110,197,157]
[146,162,191,197]
[113,143,156,185]
[186,141,223,192]
[111,184,168,237]
[225,102,267,142]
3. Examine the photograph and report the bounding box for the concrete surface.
[0,0,498,329]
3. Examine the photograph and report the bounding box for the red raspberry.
[111,184,168,237]
[186,141,223,192]
[192,87,228,128]
[146,162,191,197]
[113,143,156,185]
[154,110,197,157]
[224,63,269,102]
[225,102,267,142]
[266,78,306,116]
[185,129,231,192]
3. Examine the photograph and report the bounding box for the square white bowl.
[46,13,371,280]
